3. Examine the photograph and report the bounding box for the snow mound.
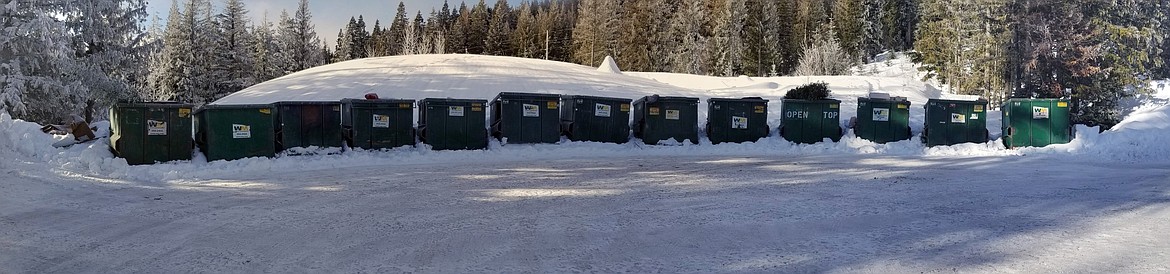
[597,55,622,74]
[214,54,680,105]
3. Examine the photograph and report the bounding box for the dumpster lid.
[927,98,988,104]
[782,98,842,103]
[560,94,633,102]
[114,101,195,108]
[341,98,415,104]
[492,92,561,102]
[274,100,342,105]
[858,96,911,104]
[635,95,700,104]
[708,97,769,103]
[419,98,488,104]
[197,104,274,110]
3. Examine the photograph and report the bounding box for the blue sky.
[147,0,509,46]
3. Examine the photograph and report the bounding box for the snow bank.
[597,55,622,74]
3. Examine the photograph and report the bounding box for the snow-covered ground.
[3,54,1170,272]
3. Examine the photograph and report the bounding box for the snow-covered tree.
[794,28,852,76]
[708,0,745,76]
[401,16,421,55]
[512,2,539,58]
[251,14,284,83]
[0,0,75,121]
[669,0,709,75]
[572,0,619,66]
[485,0,514,55]
[277,0,324,73]
[209,0,254,100]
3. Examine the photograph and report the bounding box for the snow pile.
[597,55,622,74]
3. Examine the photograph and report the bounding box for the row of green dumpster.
[107,94,1075,165]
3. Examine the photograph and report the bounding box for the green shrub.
[784,82,831,100]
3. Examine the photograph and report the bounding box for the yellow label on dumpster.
[471,107,482,112]
[399,103,411,109]
[974,105,984,112]
[259,108,271,114]
[547,101,558,109]
[472,103,482,107]
[649,107,660,115]
[754,105,766,113]
[897,104,908,109]
[620,104,631,112]
[829,104,839,109]
[178,108,191,118]
[1057,101,1068,108]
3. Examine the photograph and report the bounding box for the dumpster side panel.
[421,100,487,150]
[1051,99,1072,144]
[567,97,630,143]
[198,106,276,161]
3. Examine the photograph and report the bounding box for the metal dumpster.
[923,99,989,146]
[560,95,631,144]
[195,104,276,161]
[632,95,699,145]
[490,92,561,144]
[418,98,488,150]
[780,99,843,144]
[109,102,194,165]
[274,101,344,151]
[341,98,415,150]
[1002,98,1072,148]
[855,97,912,144]
[706,97,769,144]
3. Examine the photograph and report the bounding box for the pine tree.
[485,0,514,55]
[742,0,781,76]
[388,1,409,55]
[832,0,864,61]
[669,0,709,74]
[60,0,152,118]
[277,0,325,73]
[350,15,369,59]
[466,0,491,54]
[513,1,540,58]
[794,27,852,76]
[708,0,745,76]
[571,0,619,66]
[449,2,471,53]
[209,0,255,100]
[0,0,75,120]
[251,14,284,83]
[860,0,886,60]
[616,0,654,72]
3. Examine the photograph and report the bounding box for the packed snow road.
[2,154,1169,273]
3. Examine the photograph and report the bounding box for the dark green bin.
[855,97,912,144]
[923,99,989,146]
[490,92,561,144]
[706,97,769,144]
[109,102,194,165]
[560,95,631,144]
[274,101,344,151]
[1002,98,1072,148]
[195,104,276,162]
[780,99,843,144]
[341,98,415,150]
[632,95,699,145]
[419,98,488,150]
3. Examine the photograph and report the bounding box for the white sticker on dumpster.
[373,114,390,128]
[232,124,251,139]
[449,106,465,117]
[523,104,540,117]
[872,108,890,122]
[147,120,167,136]
[1032,106,1049,119]
[665,110,680,120]
[951,113,966,123]
[595,103,612,117]
[732,116,748,129]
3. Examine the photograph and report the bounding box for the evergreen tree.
[466,0,491,54]
[485,0,514,55]
[833,0,865,61]
[449,2,471,53]
[794,27,852,76]
[62,0,152,118]
[669,0,709,75]
[210,0,255,100]
[277,0,325,73]
[616,0,655,72]
[0,0,75,120]
[388,1,409,55]
[572,0,619,66]
[742,0,781,76]
[251,14,284,83]
[513,1,540,58]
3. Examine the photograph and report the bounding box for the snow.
[597,55,622,74]
[3,54,1170,272]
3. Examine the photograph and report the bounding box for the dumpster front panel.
[634,97,699,145]
[276,102,344,151]
[196,105,276,162]
[856,98,911,144]
[420,99,488,150]
[781,99,842,144]
[491,93,561,144]
[562,96,631,143]
[707,98,769,144]
[1003,98,1072,148]
[924,99,988,146]
[343,99,415,150]
[110,103,194,165]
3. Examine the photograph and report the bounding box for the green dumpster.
[780,99,843,144]
[274,101,344,151]
[419,98,488,150]
[560,95,631,144]
[923,99,989,146]
[341,98,415,150]
[855,97,912,144]
[195,104,276,162]
[706,97,769,144]
[632,95,699,145]
[109,102,194,165]
[490,92,561,144]
[1002,98,1072,148]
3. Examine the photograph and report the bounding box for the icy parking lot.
[3,154,1168,273]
